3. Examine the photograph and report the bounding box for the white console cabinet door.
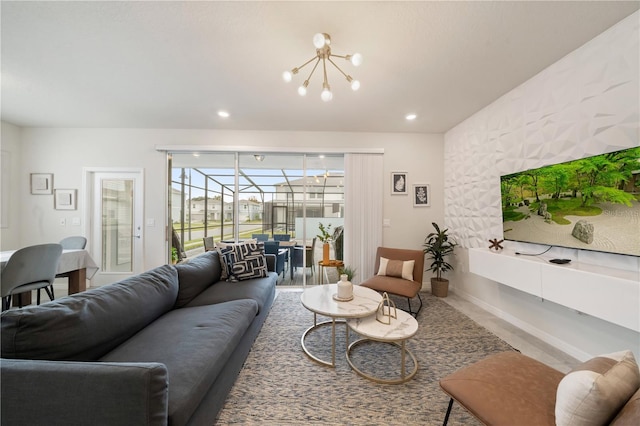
[541,264,639,332]
[468,248,542,297]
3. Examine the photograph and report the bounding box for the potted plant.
[423,222,457,297]
[338,265,356,281]
[317,222,333,264]
[171,247,179,264]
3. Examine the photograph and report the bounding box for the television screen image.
[500,146,640,257]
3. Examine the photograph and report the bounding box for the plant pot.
[431,277,449,297]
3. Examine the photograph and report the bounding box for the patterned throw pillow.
[215,245,234,280]
[217,242,267,281]
[377,257,415,281]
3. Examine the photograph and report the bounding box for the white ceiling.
[1,1,638,134]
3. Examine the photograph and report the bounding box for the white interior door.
[90,171,144,286]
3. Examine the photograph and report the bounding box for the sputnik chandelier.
[282,33,362,102]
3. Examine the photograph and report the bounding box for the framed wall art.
[390,171,408,195]
[54,189,77,210]
[413,183,430,207]
[30,173,53,195]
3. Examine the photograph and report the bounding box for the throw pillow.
[555,350,640,426]
[228,242,268,281]
[215,240,258,280]
[215,245,233,280]
[377,257,415,281]
[216,242,267,281]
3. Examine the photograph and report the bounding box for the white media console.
[468,248,640,332]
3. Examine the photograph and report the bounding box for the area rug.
[215,290,516,425]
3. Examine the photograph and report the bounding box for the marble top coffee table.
[300,284,382,367]
[346,308,419,384]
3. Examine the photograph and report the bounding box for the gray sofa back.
[173,251,222,308]
[1,265,179,361]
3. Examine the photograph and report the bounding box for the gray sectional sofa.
[1,250,277,426]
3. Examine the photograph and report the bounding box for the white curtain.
[344,153,384,284]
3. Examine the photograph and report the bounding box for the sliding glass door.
[169,151,344,285]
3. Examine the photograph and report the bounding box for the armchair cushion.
[555,350,640,426]
[377,257,415,281]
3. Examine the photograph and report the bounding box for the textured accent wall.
[444,11,639,250]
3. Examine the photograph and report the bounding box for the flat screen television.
[500,146,640,257]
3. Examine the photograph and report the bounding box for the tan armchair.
[440,350,640,425]
[359,246,424,317]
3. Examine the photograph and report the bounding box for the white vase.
[337,274,353,299]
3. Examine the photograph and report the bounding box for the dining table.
[1,248,99,304]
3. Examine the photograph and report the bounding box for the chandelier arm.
[293,56,321,73]
[322,56,329,86]
[327,57,351,80]
[305,58,321,82]
[330,53,349,59]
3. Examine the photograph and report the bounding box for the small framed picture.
[390,172,408,195]
[413,183,430,207]
[54,189,77,210]
[30,173,53,195]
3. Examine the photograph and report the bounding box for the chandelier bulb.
[282,71,293,83]
[351,80,360,91]
[313,33,330,49]
[321,87,333,102]
[298,85,307,96]
[350,53,363,67]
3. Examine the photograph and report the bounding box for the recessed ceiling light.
[405,113,417,121]
[218,110,230,118]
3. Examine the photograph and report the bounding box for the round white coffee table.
[300,284,382,367]
[346,308,419,384]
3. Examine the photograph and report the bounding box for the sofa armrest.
[1,358,168,426]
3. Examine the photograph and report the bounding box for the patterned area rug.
[216,290,516,425]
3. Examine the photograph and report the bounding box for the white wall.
[4,128,443,278]
[444,12,640,360]
[0,121,23,249]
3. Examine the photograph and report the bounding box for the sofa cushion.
[99,299,258,426]
[439,351,564,426]
[185,272,277,313]
[173,251,222,308]
[556,350,640,426]
[360,275,422,298]
[1,265,178,361]
[377,256,415,281]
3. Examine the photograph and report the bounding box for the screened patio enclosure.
[169,152,345,285]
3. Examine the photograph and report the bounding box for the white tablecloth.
[0,249,99,279]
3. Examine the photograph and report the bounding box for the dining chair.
[252,234,269,242]
[59,236,87,250]
[203,236,215,252]
[273,234,291,242]
[263,241,286,278]
[292,237,316,277]
[56,236,88,282]
[1,243,63,310]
